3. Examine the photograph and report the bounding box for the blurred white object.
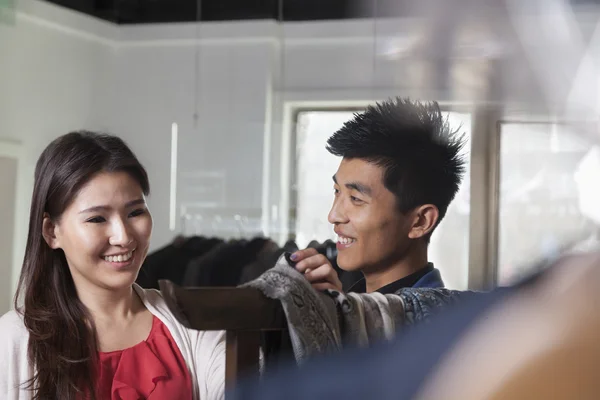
[574,146,600,224]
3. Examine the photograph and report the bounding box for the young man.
[295,97,466,293]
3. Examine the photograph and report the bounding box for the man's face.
[328,158,414,273]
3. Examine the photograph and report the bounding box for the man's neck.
[364,251,428,293]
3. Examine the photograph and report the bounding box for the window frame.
[284,103,499,290]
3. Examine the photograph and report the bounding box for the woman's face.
[44,171,153,292]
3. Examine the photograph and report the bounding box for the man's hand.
[291,248,343,292]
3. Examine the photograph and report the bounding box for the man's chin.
[337,259,363,273]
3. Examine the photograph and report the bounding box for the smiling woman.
[0,132,225,400]
[43,171,153,294]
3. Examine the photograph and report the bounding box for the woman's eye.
[86,216,105,223]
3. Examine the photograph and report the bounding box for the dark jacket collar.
[348,263,444,294]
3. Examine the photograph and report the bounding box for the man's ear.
[42,213,61,249]
[407,204,440,240]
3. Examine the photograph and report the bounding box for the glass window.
[293,111,348,248]
[294,110,472,290]
[497,123,598,285]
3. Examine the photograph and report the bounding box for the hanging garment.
[325,291,405,348]
[136,243,191,290]
[238,241,283,284]
[137,237,223,289]
[242,254,342,364]
[210,238,269,286]
[242,254,472,364]
[183,241,242,287]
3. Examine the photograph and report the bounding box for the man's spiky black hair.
[326,97,466,236]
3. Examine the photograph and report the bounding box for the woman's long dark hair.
[14,131,150,399]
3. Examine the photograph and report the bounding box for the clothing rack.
[180,213,263,239]
[178,205,300,243]
[138,233,362,292]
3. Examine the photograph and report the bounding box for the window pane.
[497,123,598,285]
[428,112,471,290]
[294,111,348,248]
[294,110,472,290]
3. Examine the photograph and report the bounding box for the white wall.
[0,156,17,314]
[0,0,119,296]
[111,32,276,248]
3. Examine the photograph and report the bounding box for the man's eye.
[129,208,146,217]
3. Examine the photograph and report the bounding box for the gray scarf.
[243,254,469,364]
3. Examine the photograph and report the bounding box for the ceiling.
[44,0,600,26]
[43,0,400,24]
[43,0,600,25]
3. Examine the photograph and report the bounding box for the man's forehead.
[336,158,384,180]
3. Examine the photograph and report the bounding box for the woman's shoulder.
[134,285,170,315]
[134,285,224,343]
[135,285,188,330]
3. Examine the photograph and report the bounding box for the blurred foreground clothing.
[416,252,600,399]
